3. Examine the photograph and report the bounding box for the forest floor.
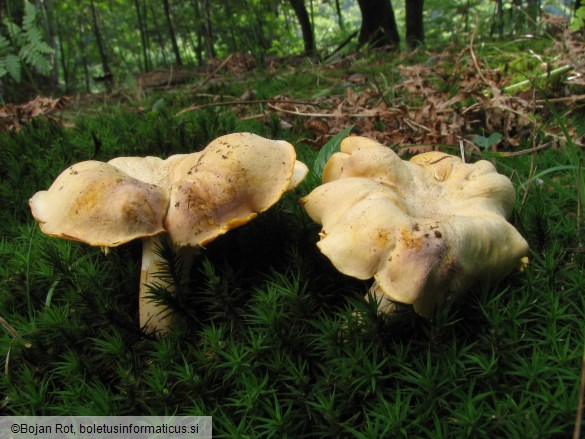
[1,28,585,437]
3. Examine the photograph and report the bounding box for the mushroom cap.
[30,133,306,249]
[300,136,529,317]
[163,133,301,246]
[30,161,169,247]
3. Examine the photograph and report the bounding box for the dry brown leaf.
[0,96,71,132]
[304,118,330,135]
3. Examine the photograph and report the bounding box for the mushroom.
[30,133,308,334]
[300,135,529,317]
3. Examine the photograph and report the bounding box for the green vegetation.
[1,0,584,436]
[0,0,577,101]
[2,53,585,437]
[0,1,53,87]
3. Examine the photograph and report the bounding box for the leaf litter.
[177,29,583,156]
[261,37,583,155]
[2,31,583,155]
[0,96,71,132]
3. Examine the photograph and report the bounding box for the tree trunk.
[335,0,344,29]
[405,0,424,49]
[247,0,270,55]
[162,0,183,66]
[40,0,59,92]
[89,0,113,87]
[511,0,522,34]
[134,0,150,72]
[203,0,216,59]
[57,23,69,90]
[142,0,152,67]
[190,0,203,65]
[4,1,24,24]
[223,0,238,52]
[357,0,400,49]
[525,0,540,32]
[289,0,315,55]
[150,2,169,66]
[462,0,471,32]
[490,0,504,36]
[77,1,90,92]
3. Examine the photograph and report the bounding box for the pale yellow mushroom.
[300,136,529,318]
[30,133,307,335]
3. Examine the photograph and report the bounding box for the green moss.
[0,53,583,437]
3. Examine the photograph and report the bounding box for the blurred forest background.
[0,0,580,103]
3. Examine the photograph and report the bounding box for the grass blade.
[312,125,353,180]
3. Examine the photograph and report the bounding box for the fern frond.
[22,1,39,33]
[22,1,52,53]
[20,44,51,73]
[25,25,44,46]
[0,54,22,82]
[4,20,21,40]
[0,0,54,79]
[0,35,12,55]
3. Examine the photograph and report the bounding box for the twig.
[164,64,175,88]
[239,113,266,121]
[535,94,585,105]
[459,139,466,163]
[266,103,392,119]
[403,118,434,133]
[502,66,574,94]
[324,30,358,62]
[369,68,390,107]
[485,104,535,124]
[495,142,551,157]
[469,25,491,86]
[166,54,236,101]
[176,99,321,116]
[461,102,480,115]
[201,53,235,87]
[518,151,536,216]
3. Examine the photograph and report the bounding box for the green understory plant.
[0,63,584,437]
[0,1,53,86]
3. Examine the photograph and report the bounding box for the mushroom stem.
[139,234,197,335]
[368,282,398,314]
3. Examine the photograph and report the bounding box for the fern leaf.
[0,0,52,81]
[0,35,12,55]
[20,44,51,74]
[22,1,39,34]
[4,54,22,82]
[4,21,22,43]
[26,25,43,45]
